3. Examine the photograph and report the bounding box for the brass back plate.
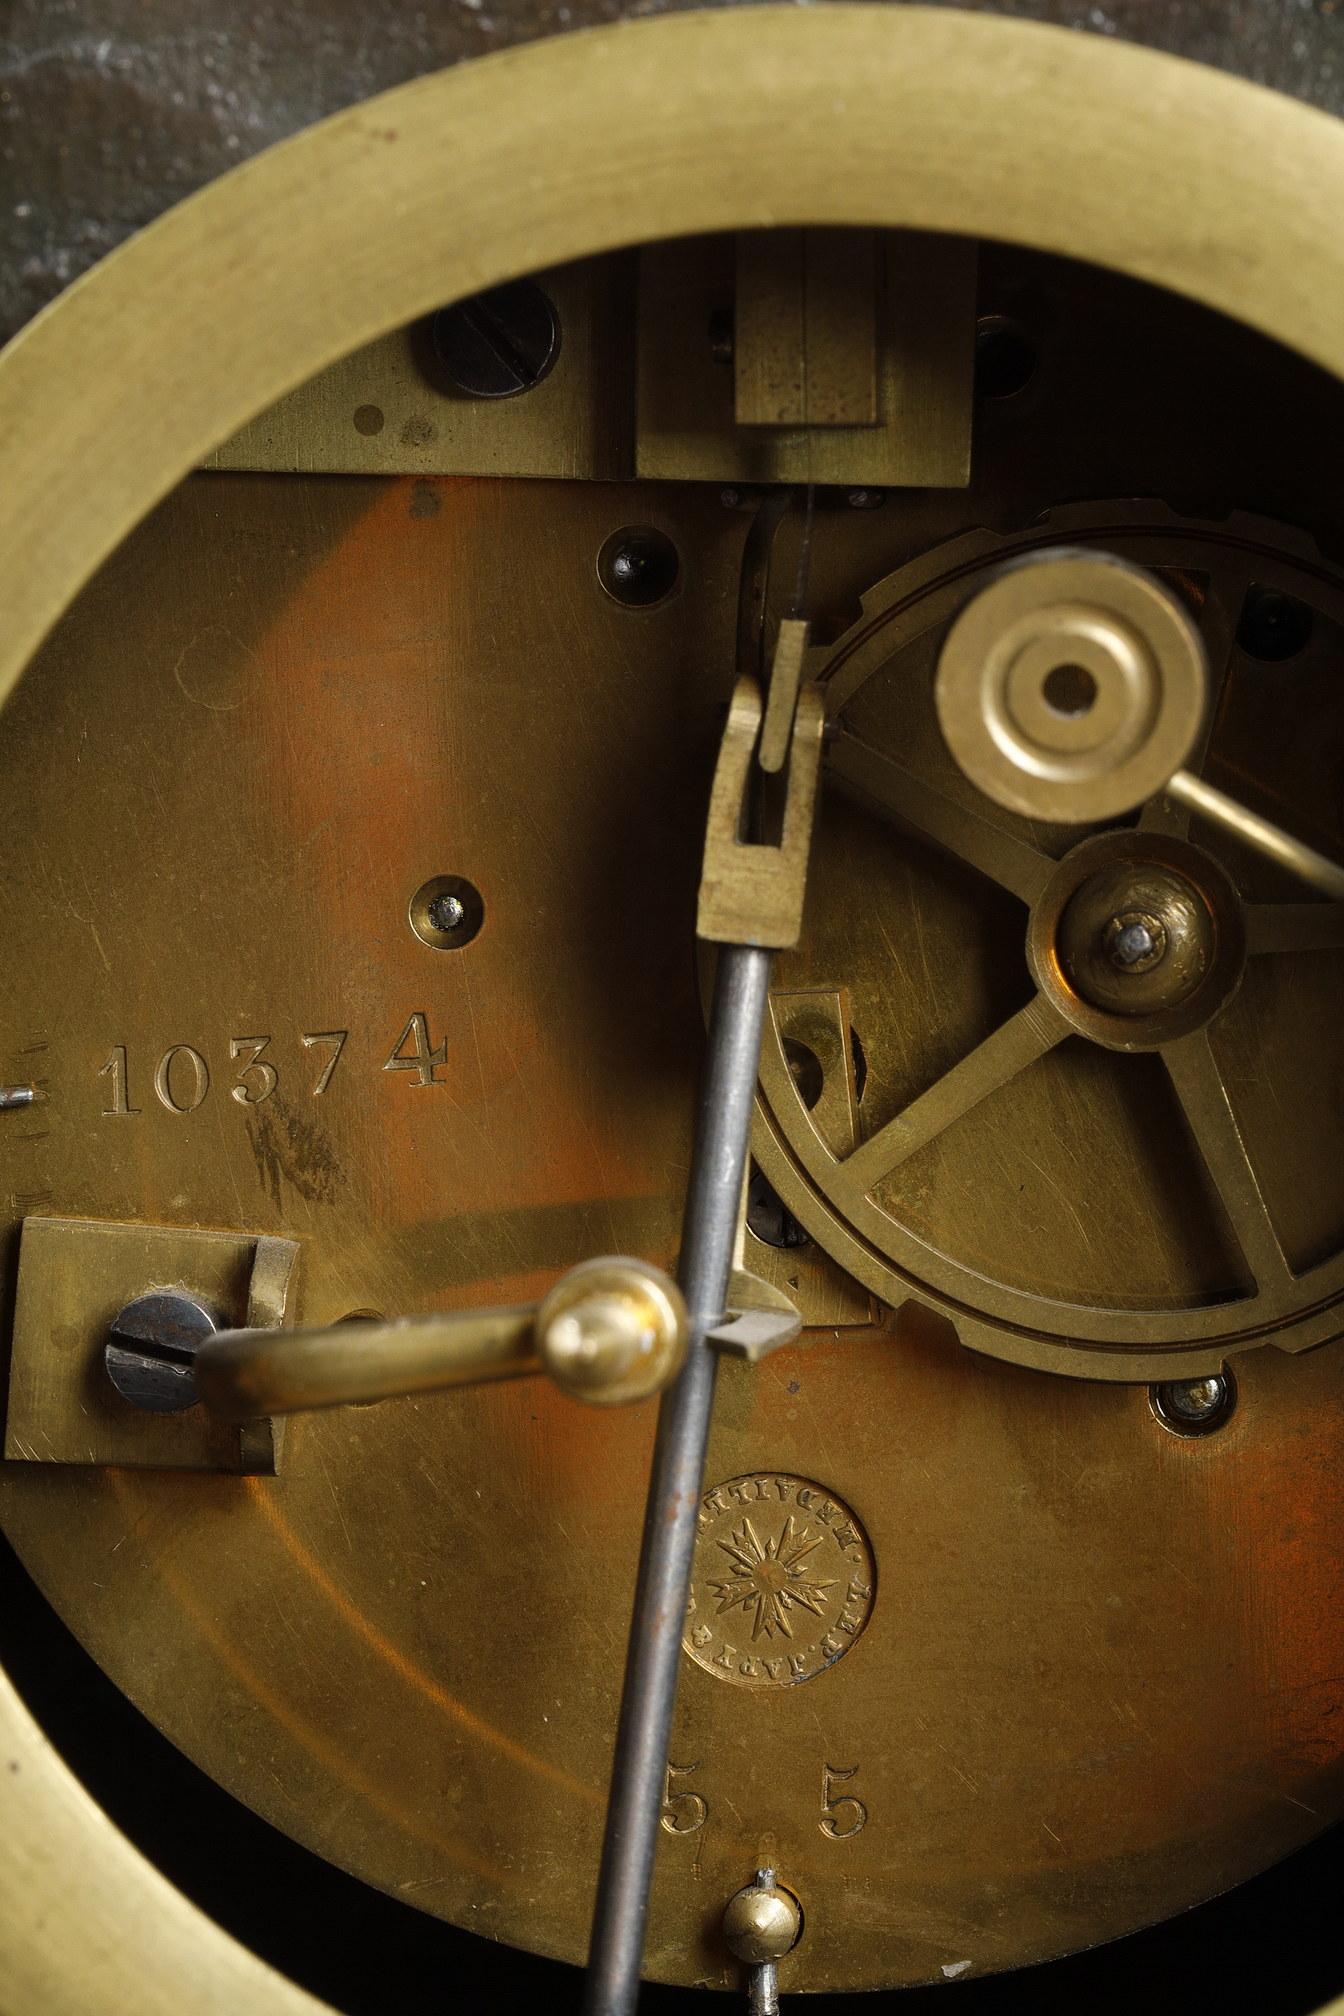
[1,460,1342,1990]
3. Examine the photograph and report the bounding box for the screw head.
[105,1290,218,1413]
[722,1871,802,1965]
[1103,909,1168,973]
[409,874,485,951]
[1151,1371,1236,1437]
[430,280,561,400]
[1237,584,1314,664]
[597,526,680,609]
[1058,862,1213,1019]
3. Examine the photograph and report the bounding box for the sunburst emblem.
[707,1514,836,1641]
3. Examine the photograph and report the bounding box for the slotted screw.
[104,1290,218,1414]
[430,281,560,400]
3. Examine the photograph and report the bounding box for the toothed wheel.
[755,503,1344,1381]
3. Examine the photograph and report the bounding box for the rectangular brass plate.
[207,237,972,486]
[639,231,976,487]
[206,260,634,480]
[4,1217,295,1472]
[735,230,879,428]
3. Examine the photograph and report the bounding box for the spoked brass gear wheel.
[757,502,1344,1381]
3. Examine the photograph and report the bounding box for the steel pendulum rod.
[584,601,824,2013]
[582,942,772,2016]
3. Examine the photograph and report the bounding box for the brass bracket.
[697,668,825,949]
[705,1096,871,1360]
[3,1218,298,1473]
[207,260,632,480]
[211,230,973,486]
[637,231,976,487]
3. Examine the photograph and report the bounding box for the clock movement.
[3,10,1344,2012]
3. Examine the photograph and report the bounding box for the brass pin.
[723,1869,802,2016]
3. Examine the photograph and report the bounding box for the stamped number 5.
[820,1762,867,1839]
[660,1760,707,1835]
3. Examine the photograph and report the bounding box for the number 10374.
[98,1014,450,1115]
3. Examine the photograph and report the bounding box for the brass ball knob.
[722,1874,802,1964]
[535,1257,687,1406]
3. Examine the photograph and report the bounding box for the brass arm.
[193,1257,687,1420]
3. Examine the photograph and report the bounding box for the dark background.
[3,0,1344,350]
[4,1,1344,2009]
[5,1523,1344,2014]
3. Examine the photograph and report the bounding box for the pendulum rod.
[584,525,825,2010]
[581,943,772,2015]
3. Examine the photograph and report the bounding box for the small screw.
[105,1290,218,1414]
[430,280,561,400]
[1237,584,1314,664]
[1104,909,1168,973]
[1112,921,1156,964]
[1151,1371,1236,1437]
[410,875,485,951]
[597,526,680,609]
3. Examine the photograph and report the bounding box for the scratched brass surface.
[3,315,1344,1983]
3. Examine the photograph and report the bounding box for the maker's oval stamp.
[683,1472,875,1688]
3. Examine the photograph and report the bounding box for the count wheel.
[758,504,1344,1380]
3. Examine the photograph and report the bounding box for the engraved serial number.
[98,1014,448,1116]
